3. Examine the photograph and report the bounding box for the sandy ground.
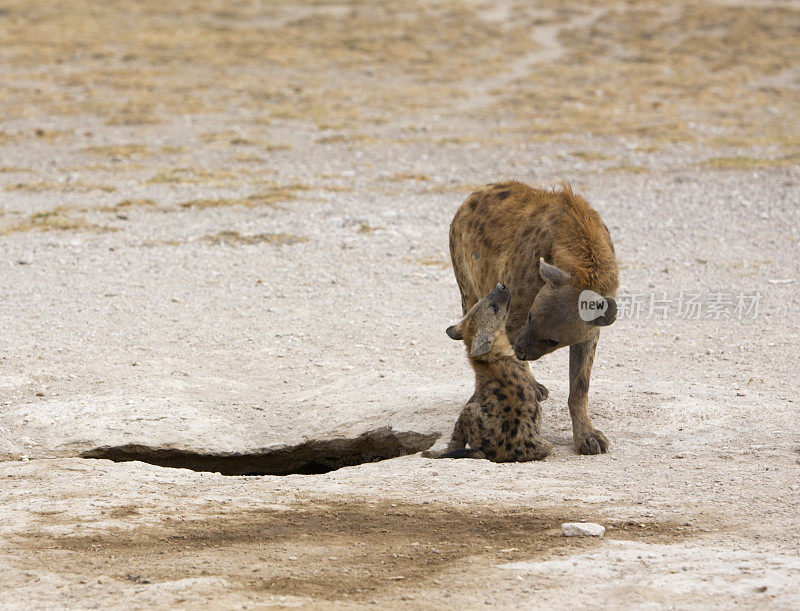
[1,0,799,608]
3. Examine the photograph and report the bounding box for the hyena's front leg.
[423,406,488,459]
[422,408,478,459]
[568,331,609,455]
[445,408,470,451]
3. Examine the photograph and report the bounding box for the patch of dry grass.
[98,199,159,212]
[605,164,648,174]
[1,207,115,235]
[178,186,308,210]
[316,134,377,146]
[5,181,117,193]
[632,143,662,154]
[31,128,73,140]
[356,222,382,234]
[262,143,293,152]
[233,146,292,163]
[571,150,614,161]
[114,198,158,208]
[385,172,430,182]
[702,153,800,170]
[708,135,800,149]
[233,153,266,163]
[82,144,151,159]
[319,185,354,193]
[1,129,72,143]
[201,131,254,145]
[203,231,308,246]
[147,168,251,187]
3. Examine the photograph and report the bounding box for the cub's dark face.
[446,283,511,357]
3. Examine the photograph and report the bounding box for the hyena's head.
[513,258,617,361]
[446,283,513,359]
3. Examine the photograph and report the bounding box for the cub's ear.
[445,322,463,340]
[539,258,570,287]
[590,297,617,327]
[469,329,494,357]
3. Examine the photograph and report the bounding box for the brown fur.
[449,182,618,454]
[423,284,552,462]
[450,181,617,330]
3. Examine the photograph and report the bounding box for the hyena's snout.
[513,329,546,361]
[489,282,510,307]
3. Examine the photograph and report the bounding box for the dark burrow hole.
[80,427,439,476]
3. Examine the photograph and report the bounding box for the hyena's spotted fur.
[449,181,619,455]
[423,283,552,462]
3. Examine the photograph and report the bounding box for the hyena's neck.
[471,357,529,389]
[467,334,529,388]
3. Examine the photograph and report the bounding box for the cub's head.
[446,283,513,360]
[513,258,617,361]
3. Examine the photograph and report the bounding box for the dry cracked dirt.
[1,0,799,608]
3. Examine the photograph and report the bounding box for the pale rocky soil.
[1,0,799,608]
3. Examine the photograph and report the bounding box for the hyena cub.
[424,283,552,462]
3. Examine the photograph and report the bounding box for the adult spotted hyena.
[449,181,618,455]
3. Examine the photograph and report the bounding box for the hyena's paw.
[576,429,609,455]
[534,381,549,402]
[523,437,553,461]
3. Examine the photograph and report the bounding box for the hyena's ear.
[469,329,494,357]
[445,321,464,340]
[590,297,617,327]
[539,258,570,287]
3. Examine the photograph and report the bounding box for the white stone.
[562,522,605,538]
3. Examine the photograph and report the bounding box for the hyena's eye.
[491,302,498,313]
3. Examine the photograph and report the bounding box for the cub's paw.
[525,437,553,461]
[534,381,549,402]
[577,430,609,455]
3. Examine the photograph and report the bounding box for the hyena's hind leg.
[422,407,486,459]
[518,436,553,461]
